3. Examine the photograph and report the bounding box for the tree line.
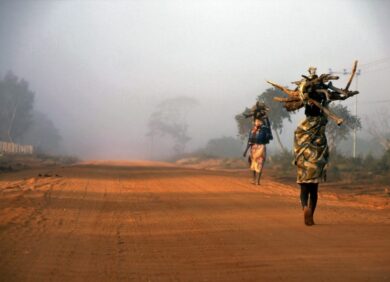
[145,88,364,159]
[0,71,61,154]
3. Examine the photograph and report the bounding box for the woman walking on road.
[268,63,359,226]
[243,115,273,185]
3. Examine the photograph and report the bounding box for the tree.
[326,103,361,152]
[201,136,243,158]
[235,107,252,141]
[0,72,34,142]
[257,88,291,151]
[235,87,291,151]
[377,149,390,172]
[21,111,61,154]
[366,109,390,151]
[0,71,62,154]
[147,97,198,155]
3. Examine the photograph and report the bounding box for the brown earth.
[0,161,389,282]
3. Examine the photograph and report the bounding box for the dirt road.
[0,161,389,281]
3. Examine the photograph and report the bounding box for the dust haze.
[0,0,389,159]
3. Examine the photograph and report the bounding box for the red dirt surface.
[0,161,389,281]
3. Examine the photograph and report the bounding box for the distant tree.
[147,97,198,155]
[21,111,61,154]
[257,88,291,151]
[326,104,361,152]
[377,149,390,171]
[0,72,62,154]
[235,87,291,151]
[364,153,376,171]
[235,107,252,141]
[366,109,390,151]
[201,136,243,158]
[0,72,34,142]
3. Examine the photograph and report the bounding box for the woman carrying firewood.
[267,62,359,226]
[243,102,273,185]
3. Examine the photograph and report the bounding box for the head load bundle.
[243,101,270,122]
[266,61,359,125]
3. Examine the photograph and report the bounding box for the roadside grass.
[0,153,79,172]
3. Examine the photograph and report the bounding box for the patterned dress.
[247,121,272,173]
[250,144,266,173]
[294,115,329,183]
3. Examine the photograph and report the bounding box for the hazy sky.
[0,0,389,159]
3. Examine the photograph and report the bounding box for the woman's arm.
[243,143,251,157]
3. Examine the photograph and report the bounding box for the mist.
[0,0,389,159]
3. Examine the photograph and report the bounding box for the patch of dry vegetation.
[176,155,247,170]
[0,153,78,172]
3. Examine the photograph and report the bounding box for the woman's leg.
[300,183,313,225]
[256,171,262,185]
[308,183,319,215]
[308,183,318,225]
[255,146,266,185]
[251,171,256,184]
[300,183,309,209]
